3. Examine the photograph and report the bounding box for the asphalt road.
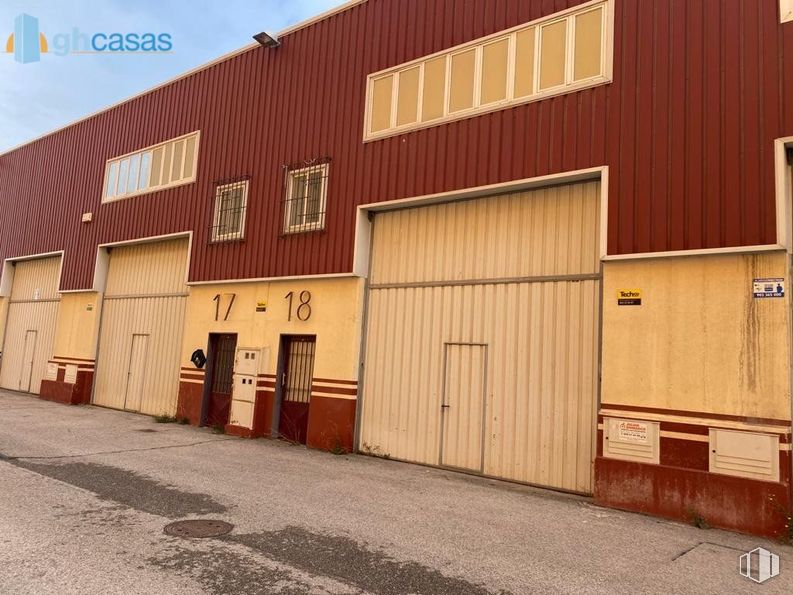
[0,390,791,594]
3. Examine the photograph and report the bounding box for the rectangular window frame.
[363,0,613,142]
[101,131,201,203]
[210,180,249,243]
[283,163,330,235]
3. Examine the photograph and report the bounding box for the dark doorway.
[276,335,316,444]
[202,333,237,427]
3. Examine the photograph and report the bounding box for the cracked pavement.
[0,390,791,594]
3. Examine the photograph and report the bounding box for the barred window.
[211,180,248,242]
[283,161,329,234]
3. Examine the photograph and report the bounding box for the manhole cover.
[164,519,233,538]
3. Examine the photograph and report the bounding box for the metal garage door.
[93,239,188,416]
[0,257,61,394]
[359,181,601,493]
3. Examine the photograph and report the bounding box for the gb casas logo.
[6,13,172,64]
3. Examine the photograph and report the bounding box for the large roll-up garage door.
[0,256,61,394]
[93,239,188,416]
[360,181,601,493]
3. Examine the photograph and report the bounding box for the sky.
[0,0,344,152]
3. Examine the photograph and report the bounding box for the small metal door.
[19,330,37,392]
[277,336,316,444]
[124,334,149,412]
[440,343,487,472]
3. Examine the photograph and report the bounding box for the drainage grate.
[164,519,234,538]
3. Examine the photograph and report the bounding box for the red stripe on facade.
[659,422,710,436]
[311,385,357,396]
[601,403,792,427]
[52,356,95,362]
[312,378,358,386]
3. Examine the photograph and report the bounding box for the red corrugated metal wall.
[0,0,791,290]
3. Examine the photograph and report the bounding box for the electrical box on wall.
[229,398,254,429]
[234,347,270,377]
[603,417,660,464]
[235,348,260,376]
[709,429,779,482]
[64,364,78,384]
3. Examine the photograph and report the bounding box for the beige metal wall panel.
[94,238,188,416]
[370,181,600,286]
[0,301,59,394]
[361,281,599,492]
[93,296,186,415]
[601,252,790,420]
[104,239,189,297]
[361,182,600,493]
[9,257,61,301]
[0,256,61,394]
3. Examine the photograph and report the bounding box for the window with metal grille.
[282,160,329,234]
[211,180,248,242]
[283,337,316,404]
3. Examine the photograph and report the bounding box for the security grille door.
[20,330,37,392]
[440,344,487,472]
[204,334,237,427]
[277,336,316,444]
[124,334,149,412]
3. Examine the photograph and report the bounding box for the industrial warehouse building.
[1,0,792,538]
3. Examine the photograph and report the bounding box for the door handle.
[441,404,450,409]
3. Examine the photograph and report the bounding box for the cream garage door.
[0,256,61,395]
[360,181,601,494]
[93,239,189,416]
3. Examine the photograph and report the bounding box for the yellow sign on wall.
[617,289,642,306]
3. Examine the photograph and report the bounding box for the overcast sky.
[0,0,343,152]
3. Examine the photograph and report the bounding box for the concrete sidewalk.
[0,390,790,594]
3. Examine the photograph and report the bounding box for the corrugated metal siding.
[0,302,59,394]
[0,257,62,394]
[9,257,61,301]
[93,297,186,415]
[0,0,789,289]
[360,182,600,493]
[93,239,188,415]
[370,181,600,285]
[104,239,189,296]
